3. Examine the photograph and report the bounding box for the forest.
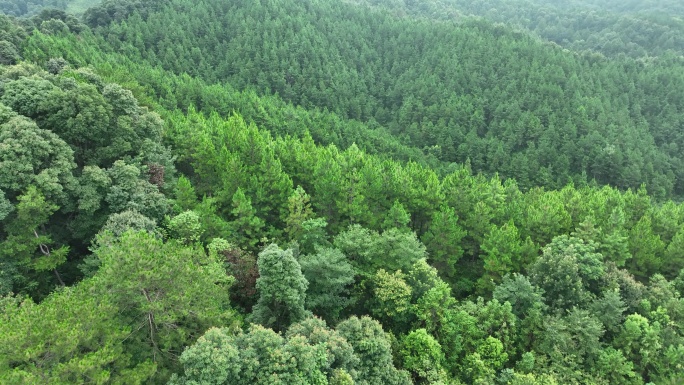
[1,0,684,384]
[0,0,100,16]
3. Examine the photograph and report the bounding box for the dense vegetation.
[0,0,100,16]
[0,0,68,17]
[77,0,684,198]
[349,0,684,58]
[1,1,684,385]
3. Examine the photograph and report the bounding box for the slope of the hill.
[0,0,69,16]
[347,0,684,58]
[22,30,439,168]
[81,0,684,198]
[0,0,100,16]
[1,9,684,385]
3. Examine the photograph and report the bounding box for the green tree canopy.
[249,243,310,331]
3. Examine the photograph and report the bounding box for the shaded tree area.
[0,61,175,299]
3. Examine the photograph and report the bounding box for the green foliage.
[0,39,20,64]
[285,185,314,241]
[249,244,310,332]
[100,208,158,237]
[285,317,359,378]
[494,274,546,319]
[420,206,466,279]
[529,236,605,310]
[1,68,167,168]
[300,247,355,323]
[228,187,265,252]
[536,308,605,377]
[0,62,173,297]
[102,160,170,221]
[478,220,524,293]
[405,259,444,302]
[401,329,448,384]
[2,3,684,383]
[595,347,639,385]
[91,231,236,381]
[0,286,156,385]
[589,290,628,335]
[0,186,67,295]
[370,269,413,328]
[79,208,161,277]
[171,316,401,385]
[353,0,684,58]
[0,114,76,205]
[0,189,11,220]
[168,324,329,385]
[382,200,411,231]
[336,316,412,385]
[166,210,202,244]
[66,0,684,198]
[334,224,426,277]
[662,228,684,279]
[298,218,332,255]
[614,314,662,379]
[463,336,509,383]
[628,214,666,280]
[173,175,197,212]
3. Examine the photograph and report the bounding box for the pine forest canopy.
[348,0,684,57]
[1,0,684,384]
[73,0,684,199]
[0,0,101,16]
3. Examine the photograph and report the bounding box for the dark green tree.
[249,244,310,331]
[299,247,355,323]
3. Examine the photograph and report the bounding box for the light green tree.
[168,324,329,385]
[382,200,411,231]
[478,220,523,293]
[336,316,412,385]
[334,224,426,277]
[285,185,314,241]
[628,214,665,280]
[0,285,156,385]
[167,210,203,244]
[91,231,235,380]
[370,269,413,329]
[401,329,449,384]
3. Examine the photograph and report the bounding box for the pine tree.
[228,188,265,252]
[421,205,466,279]
[285,185,314,241]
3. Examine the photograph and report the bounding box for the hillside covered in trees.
[348,0,684,58]
[1,1,684,384]
[75,0,684,198]
[0,0,100,16]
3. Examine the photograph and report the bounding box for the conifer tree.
[228,188,265,251]
[285,185,314,241]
